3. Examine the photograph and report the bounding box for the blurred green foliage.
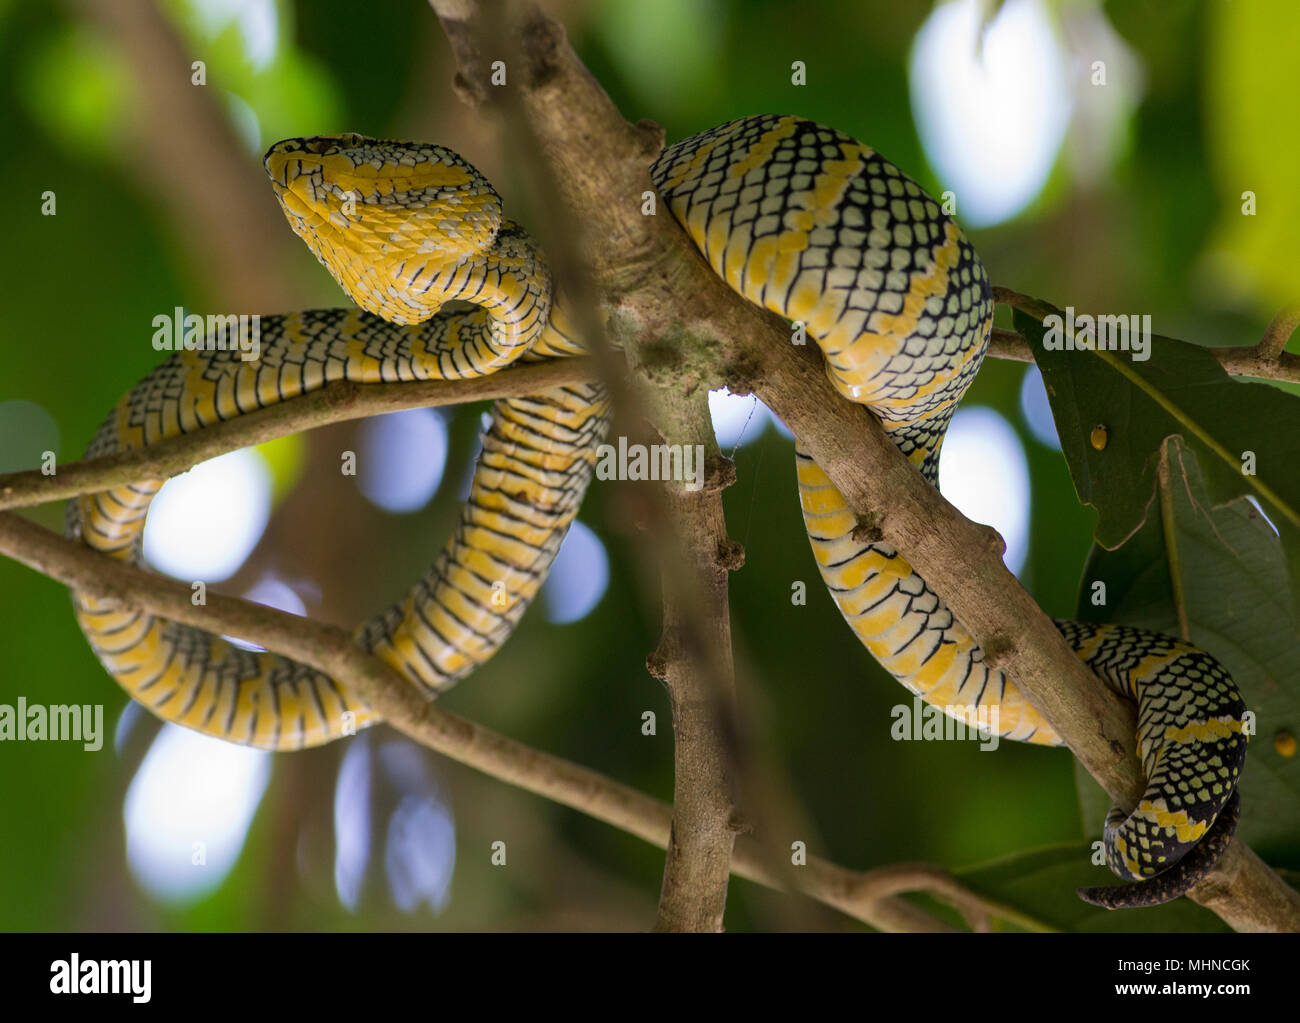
[0,0,1295,932]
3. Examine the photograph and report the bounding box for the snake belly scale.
[67,115,1248,908]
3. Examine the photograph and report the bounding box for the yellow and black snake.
[66,115,1248,910]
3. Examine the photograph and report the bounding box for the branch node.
[726,808,753,836]
[716,538,746,571]
[450,71,488,108]
[702,455,737,493]
[722,353,764,397]
[1256,305,1300,361]
[977,523,1006,558]
[326,379,362,410]
[980,632,1018,669]
[520,5,566,86]
[634,118,666,160]
[850,517,884,545]
[645,649,671,682]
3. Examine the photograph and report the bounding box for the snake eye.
[306,132,366,154]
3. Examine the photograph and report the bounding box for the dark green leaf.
[955,842,1231,932]
[1014,305,1300,627]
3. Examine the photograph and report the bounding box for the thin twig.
[0,358,595,511]
[1257,305,1300,361]
[640,392,743,932]
[991,287,1300,384]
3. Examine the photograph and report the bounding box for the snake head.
[264,134,503,324]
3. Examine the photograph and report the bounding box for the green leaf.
[955,842,1230,932]
[1074,438,1300,866]
[1015,304,1300,627]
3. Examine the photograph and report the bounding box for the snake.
[66,115,1248,911]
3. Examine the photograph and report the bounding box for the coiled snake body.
[68,115,1248,909]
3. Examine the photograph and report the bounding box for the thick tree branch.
[424,0,1299,931]
[0,510,1035,932]
[640,392,743,932]
[430,0,753,930]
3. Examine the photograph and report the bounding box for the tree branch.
[640,391,743,932]
[990,288,1300,385]
[1256,305,1300,362]
[429,0,753,930]
[0,358,594,511]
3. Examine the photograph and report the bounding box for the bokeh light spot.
[334,736,372,913]
[910,0,1071,226]
[541,520,609,625]
[1018,364,1061,450]
[938,406,1031,573]
[143,449,272,583]
[124,724,271,903]
[709,388,770,449]
[358,408,449,514]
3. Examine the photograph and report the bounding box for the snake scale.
[66,115,1248,910]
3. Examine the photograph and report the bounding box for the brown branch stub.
[716,538,746,572]
[850,518,884,545]
[987,327,1035,363]
[1256,305,1300,361]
